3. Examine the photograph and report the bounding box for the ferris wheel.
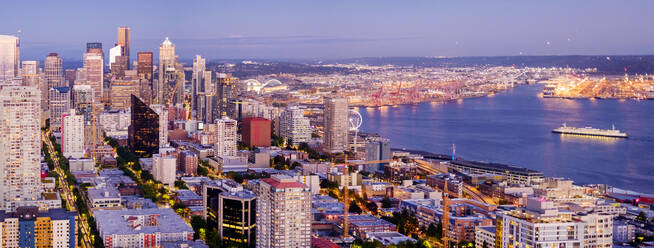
[349,109,362,156]
[348,109,362,131]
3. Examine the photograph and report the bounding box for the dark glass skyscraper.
[220,191,256,248]
[128,95,159,157]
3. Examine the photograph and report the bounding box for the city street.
[42,131,93,248]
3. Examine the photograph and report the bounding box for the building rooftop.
[88,187,121,201]
[94,208,193,236]
[451,160,542,176]
[175,190,202,201]
[262,175,308,189]
[219,190,256,200]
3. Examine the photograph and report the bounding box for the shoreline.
[391,146,653,196]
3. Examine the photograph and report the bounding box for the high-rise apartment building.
[48,86,71,132]
[0,207,77,248]
[242,117,271,148]
[129,95,160,157]
[156,37,182,105]
[0,35,19,82]
[214,73,237,120]
[152,152,176,187]
[21,60,39,75]
[177,150,197,176]
[150,104,169,148]
[117,27,130,69]
[364,137,391,172]
[323,97,349,153]
[44,52,63,88]
[255,175,311,248]
[496,197,613,248]
[62,109,85,158]
[72,84,94,122]
[279,106,311,146]
[0,86,42,211]
[214,117,238,157]
[20,61,41,88]
[83,52,103,101]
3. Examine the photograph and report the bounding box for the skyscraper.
[21,61,39,75]
[86,42,103,54]
[117,27,130,70]
[110,79,139,110]
[214,117,238,157]
[220,191,257,248]
[72,84,94,123]
[323,97,349,153]
[192,55,214,123]
[137,52,153,81]
[364,137,391,173]
[20,61,41,88]
[150,104,169,148]
[48,86,71,132]
[0,35,19,82]
[192,55,206,115]
[255,175,311,248]
[214,73,238,120]
[109,45,125,77]
[0,86,42,211]
[83,52,103,101]
[44,53,63,88]
[156,37,182,105]
[129,95,160,157]
[62,109,85,158]
[279,106,311,146]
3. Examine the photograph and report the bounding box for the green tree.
[381,197,393,208]
[637,211,648,222]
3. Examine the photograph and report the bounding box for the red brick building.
[241,117,271,148]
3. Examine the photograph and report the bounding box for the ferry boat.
[552,124,628,138]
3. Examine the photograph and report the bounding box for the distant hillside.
[326,56,654,75]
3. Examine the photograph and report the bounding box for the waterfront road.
[415,159,496,205]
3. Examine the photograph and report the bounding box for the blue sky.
[2,0,653,61]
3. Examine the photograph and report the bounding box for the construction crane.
[442,182,450,248]
[330,157,395,239]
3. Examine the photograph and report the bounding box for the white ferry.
[552,124,628,138]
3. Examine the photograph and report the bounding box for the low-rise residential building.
[475,226,496,248]
[174,189,203,207]
[339,214,396,239]
[368,232,416,246]
[497,197,613,248]
[87,187,122,210]
[94,208,194,248]
[613,220,636,243]
[0,207,77,248]
[426,173,464,198]
[208,155,248,173]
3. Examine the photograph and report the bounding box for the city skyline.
[2,1,654,60]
